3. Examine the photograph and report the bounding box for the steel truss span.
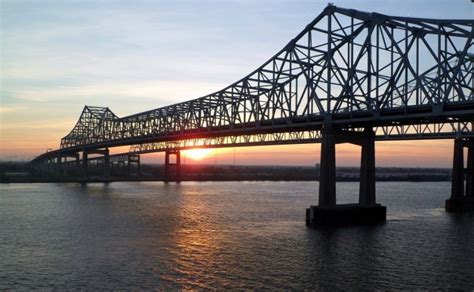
[30,5,473,164]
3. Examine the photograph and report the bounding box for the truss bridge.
[29,5,474,226]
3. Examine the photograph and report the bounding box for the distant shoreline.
[1,162,452,184]
[0,177,453,184]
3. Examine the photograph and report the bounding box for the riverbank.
[1,162,451,183]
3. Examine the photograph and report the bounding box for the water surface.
[1,181,473,289]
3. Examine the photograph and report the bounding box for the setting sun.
[184,148,214,161]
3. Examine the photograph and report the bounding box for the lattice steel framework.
[63,106,118,145]
[29,5,473,165]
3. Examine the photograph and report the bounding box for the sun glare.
[185,148,213,161]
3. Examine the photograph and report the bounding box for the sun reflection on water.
[161,186,231,289]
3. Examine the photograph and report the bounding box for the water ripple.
[0,181,473,289]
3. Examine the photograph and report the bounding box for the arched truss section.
[61,106,118,148]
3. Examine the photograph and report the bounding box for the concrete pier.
[104,151,110,178]
[307,125,386,227]
[445,197,474,212]
[306,204,386,226]
[80,148,111,178]
[164,150,181,182]
[318,125,336,207]
[82,152,88,177]
[127,154,141,176]
[446,138,474,212]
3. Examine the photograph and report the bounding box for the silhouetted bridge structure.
[29,5,473,226]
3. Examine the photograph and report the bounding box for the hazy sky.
[1,0,472,166]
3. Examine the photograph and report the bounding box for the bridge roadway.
[28,5,474,226]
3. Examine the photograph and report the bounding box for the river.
[1,181,473,289]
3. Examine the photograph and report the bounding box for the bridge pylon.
[82,152,88,178]
[127,154,141,177]
[446,138,474,211]
[35,153,80,178]
[81,148,110,179]
[55,153,80,177]
[307,125,386,227]
[164,150,181,182]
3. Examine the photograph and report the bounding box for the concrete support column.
[308,125,386,227]
[165,151,170,180]
[164,152,170,181]
[110,162,114,176]
[318,125,336,207]
[46,159,51,175]
[176,151,181,180]
[50,159,54,175]
[137,155,141,176]
[446,138,474,212]
[82,152,88,177]
[165,150,181,182]
[63,157,68,176]
[118,161,124,176]
[466,141,473,198]
[75,155,80,176]
[104,149,110,178]
[359,128,376,206]
[451,138,464,198]
[56,156,62,176]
